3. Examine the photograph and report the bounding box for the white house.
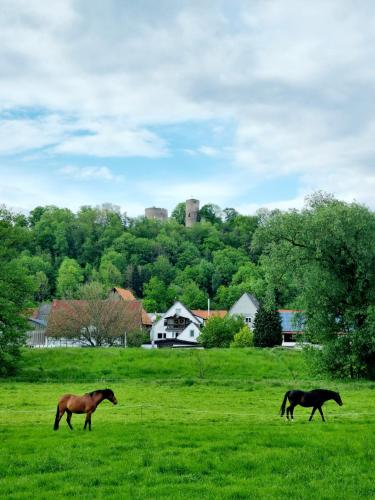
[150,301,203,347]
[229,293,259,328]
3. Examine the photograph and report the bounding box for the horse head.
[334,392,343,406]
[104,388,118,405]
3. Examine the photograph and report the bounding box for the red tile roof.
[113,288,152,326]
[192,310,227,320]
[114,287,136,301]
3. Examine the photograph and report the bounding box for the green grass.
[1,348,375,499]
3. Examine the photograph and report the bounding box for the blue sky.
[1,1,375,216]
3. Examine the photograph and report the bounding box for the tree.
[253,305,282,347]
[0,209,34,375]
[212,247,248,291]
[223,207,239,223]
[56,258,84,298]
[231,326,254,347]
[178,281,207,309]
[98,250,124,288]
[199,204,223,225]
[253,194,375,374]
[143,276,177,312]
[33,206,77,260]
[17,253,53,302]
[48,282,142,346]
[0,261,34,375]
[199,315,245,348]
[126,329,150,347]
[125,264,143,297]
[171,202,186,225]
[223,214,259,257]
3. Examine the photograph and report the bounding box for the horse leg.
[290,405,295,420]
[318,406,325,422]
[54,405,65,431]
[66,410,73,430]
[309,407,317,421]
[84,411,93,431]
[286,405,290,420]
[84,413,89,430]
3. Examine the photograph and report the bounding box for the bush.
[199,315,245,348]
[231,326,253,347]
[126,329,150,347]
[253,305,282,347]
[307,322,375,380]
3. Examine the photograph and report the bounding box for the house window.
[190,330,195,337]
[163,333,167,339]
[245,317,252,324]
[157,333,163,339]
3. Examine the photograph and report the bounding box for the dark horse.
[280,389,343,421]
[53,388,118,431]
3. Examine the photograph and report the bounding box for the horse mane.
[88,388,113,397]
[313,388,339,397]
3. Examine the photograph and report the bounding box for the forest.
[1,192,375,377]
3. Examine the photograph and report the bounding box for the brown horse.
[53,388,118,431]
[280,389,343,422]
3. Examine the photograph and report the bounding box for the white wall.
[229,294,259,327]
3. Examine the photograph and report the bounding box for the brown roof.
[141,309,153,326]
[47,299,142,335]
[113,288,152,326]
[114,287,136,301]
[192,310,227,320]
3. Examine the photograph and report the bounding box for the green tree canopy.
[56,257,84,298]
[171,202,186,225]
[253,305,282,348]
[0,209,34,375]
[199,315,245,348]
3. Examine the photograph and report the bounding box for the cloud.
[58,166,122,182]
[1,0,375,209]
[0,115,167,158]
[54,121,167,158]
[197,146,220,157]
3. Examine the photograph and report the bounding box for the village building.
[26,303,51,347]
[148,301,230,348]
[229,292,259,328]
[150,301,203,347]
[26,289,305,349]
[278,309,305,346]
[229,292,305,346]
[109,287,153,330]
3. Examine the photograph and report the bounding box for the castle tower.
[145,207,168,221]
[185,199,200,227]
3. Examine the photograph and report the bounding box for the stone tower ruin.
[145,207,168,221]
[185,199,200,227]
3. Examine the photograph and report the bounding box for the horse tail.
[280,391,290,416]
[53,405,60,431]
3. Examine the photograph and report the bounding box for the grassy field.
[1,348,374,499]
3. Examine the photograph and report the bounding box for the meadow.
[1,348,374,499]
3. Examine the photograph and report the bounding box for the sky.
[1,0,375,217]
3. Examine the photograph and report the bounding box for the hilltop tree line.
[1,193,375,378]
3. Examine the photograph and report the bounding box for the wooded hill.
[2,192,375,378]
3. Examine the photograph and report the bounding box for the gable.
[229,293,259,316]
[164,301,200,325]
